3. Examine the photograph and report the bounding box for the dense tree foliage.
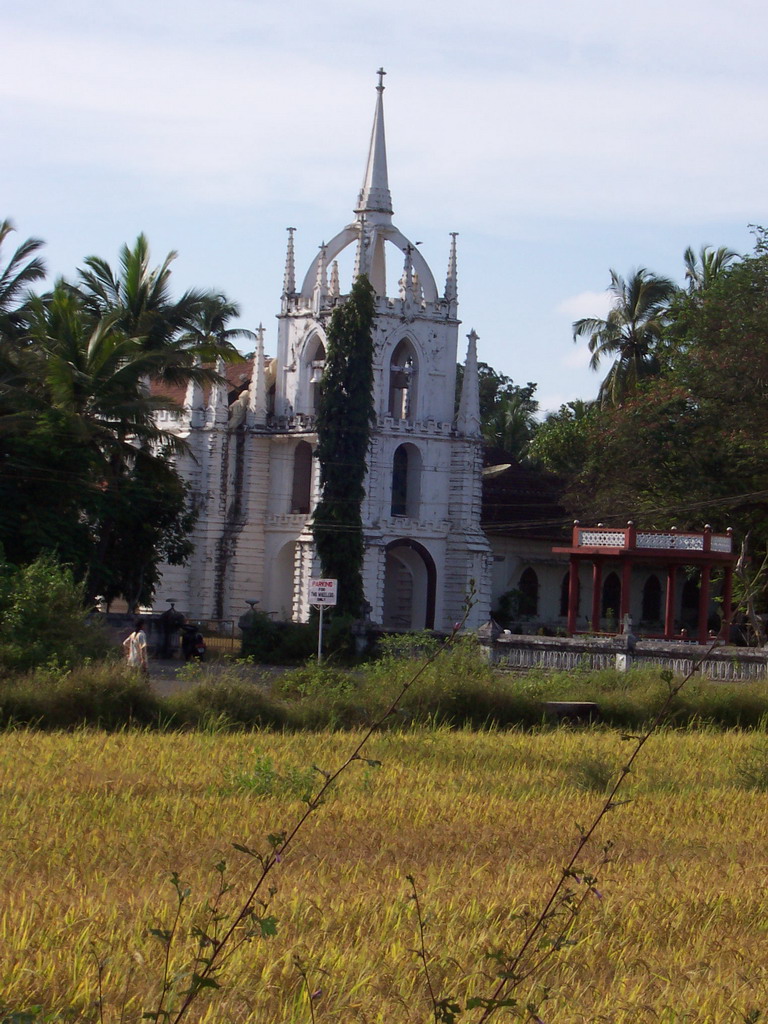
[567,236,768,526]
[528,399,596,478]
[561,232,768,626]
[455,361,539,458]
[313,275,376,618]
[0,552,111,671]
[0,221,241,608]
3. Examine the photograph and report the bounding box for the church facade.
[154,74,493,631]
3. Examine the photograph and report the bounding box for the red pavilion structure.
[553,522,737,644]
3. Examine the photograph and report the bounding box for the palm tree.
[75,234,242,390]
[22,283,192,600]
[23,283,196,475]
[573,268,676,407]
[184,292,255,353]
[0,219,46,342]
[683,244,739,293]
[483,393,539,459]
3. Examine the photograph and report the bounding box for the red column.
[567,556,579,635]
[591,560,603,633]
[621,558,632,622]
[720,565,734,642]
[664,565,676,639]
[698,564,712,645]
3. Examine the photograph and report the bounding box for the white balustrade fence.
[481,635,767,681]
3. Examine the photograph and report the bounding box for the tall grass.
[4,645,768,732]
[1,728,767,1021]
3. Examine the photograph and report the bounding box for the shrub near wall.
[0,555,111,673]
[240,612,316,664]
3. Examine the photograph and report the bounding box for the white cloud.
[557,290,612,321]
[4,16,768,227]
[3,0,768,408]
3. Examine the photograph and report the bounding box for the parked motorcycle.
[181,624,207,661]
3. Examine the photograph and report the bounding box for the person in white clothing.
[123,619,149,674]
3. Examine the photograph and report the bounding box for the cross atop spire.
[356,70,393,219]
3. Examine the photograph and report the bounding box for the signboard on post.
[309,578,338,662]
[309,578,338,607]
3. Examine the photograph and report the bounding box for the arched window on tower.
[291,441,313,515]
[388,339,418,420]
[304,338,326,414]
[519,568,539,617]
[391,443,422,518]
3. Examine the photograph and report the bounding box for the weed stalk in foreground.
[150,589,477,1024]
[457,640,722,1024]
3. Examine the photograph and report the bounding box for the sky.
[3,0,768,414]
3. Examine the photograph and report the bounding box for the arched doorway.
[382,540,436,630]
[681,576,700,632]
[519,567,539,617]
[602,572,621,626]
[560,570,580,617]
[642,575,662,626]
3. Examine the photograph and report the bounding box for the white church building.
[154,73,493,631]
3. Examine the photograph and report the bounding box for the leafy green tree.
[562,232,768,628]
[2,282,196,604]
[91,452,196,609]
[0,227,241,610]
[455,361,539,457]
[313,275,376,617]
[573,268,676,407]
[0,553,111,672]
[529,399,596,477]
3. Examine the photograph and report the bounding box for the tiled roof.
[150,358,256,407]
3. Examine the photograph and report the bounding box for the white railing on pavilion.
[575,527,732,554]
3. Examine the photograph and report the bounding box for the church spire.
[457,330,481,438]
[283,227,296,295]
[355,69,393,219]
[247,325,268,426]
[445,232,458,307]
[313,243,329,310]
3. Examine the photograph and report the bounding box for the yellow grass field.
[2,726,768,1023]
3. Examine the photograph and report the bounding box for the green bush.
[240,613,316,664]
[0,554,112,673]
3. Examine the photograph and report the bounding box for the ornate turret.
[313,243,329,311]
[247,324,268,426]
[445,232,458,312]
[281,227,296,313]
[456,329,481,438]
